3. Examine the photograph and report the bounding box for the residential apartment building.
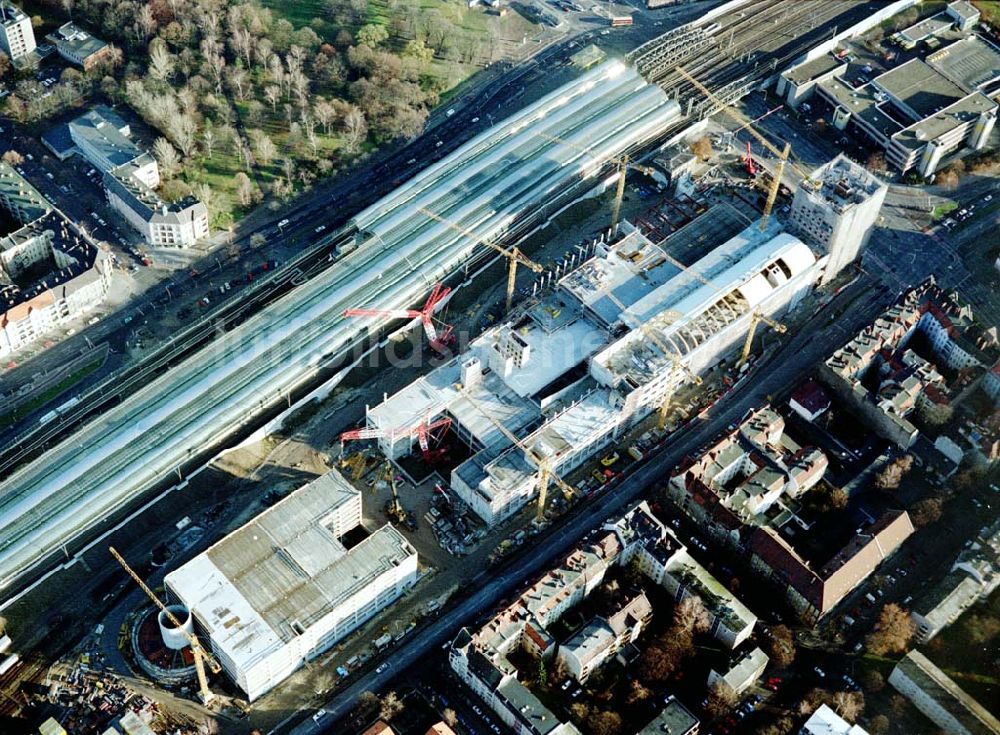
[821,279,992,450]
[799,704,869,735]
[558,593,652,683]
[749,510,914,623]
[0,162,113,357]
[708,647,769,698]
[0,2,35,63]
[788,154,887,285]
[450,503,756,734]
[912,519,1000,642]
[165,470,418,701]
[890,651,1000,735]
[62,107,208,247]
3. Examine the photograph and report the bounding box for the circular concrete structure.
[158,604,194,651]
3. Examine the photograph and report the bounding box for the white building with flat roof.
[165,470,418,701]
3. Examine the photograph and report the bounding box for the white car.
[277,218,290,228]
[312,709,328,723]
[314,224,326,233]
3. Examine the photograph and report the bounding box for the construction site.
[0,1,932,732]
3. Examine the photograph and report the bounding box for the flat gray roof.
[639,697,699,735]
[784,54,847,85]
[874,58,966,119]
[818,78,905,139]
[166,471,416,671]
[894,90,996,150]
[900,13,954,43]
[927,36,1000,92]
[68,108,143,168]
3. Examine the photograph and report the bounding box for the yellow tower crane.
[418,207,543,313]
[536,132,657,237]
[739,308,787,367]
[675,66,813,231]
[109,547,221,706]
[459,388,576,522]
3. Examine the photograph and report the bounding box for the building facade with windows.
[165,470,419,701]
[0,162,113,357]
[0,2,35,63]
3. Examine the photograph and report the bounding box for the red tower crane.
[340,414,453,461]
[343,282,454,352]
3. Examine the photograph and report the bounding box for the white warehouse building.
[164,470,418,701]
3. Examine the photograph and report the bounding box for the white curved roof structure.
[0,61,681,591]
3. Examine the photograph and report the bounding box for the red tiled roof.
[790,380,831,415]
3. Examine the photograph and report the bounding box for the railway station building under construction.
[0,59,683,593]
[367,216,827,526]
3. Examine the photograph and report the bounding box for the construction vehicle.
[341,451,368,480]
[419,207,543,313]
[344,282,454,352]
[676,66,812,231]
[459,388,575,522]
[380,461,416,529]
[109,547,221,705]
[739,308,787,366]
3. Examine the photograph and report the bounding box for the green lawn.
[931,201,958,220]
[973,1,1000,27]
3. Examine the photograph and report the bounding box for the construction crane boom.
[536,131,657,237]
[676,66,806,230]
[739,308,787,366]
[109,547,220,705]
[418,207,543,313]
[459,388,574,521]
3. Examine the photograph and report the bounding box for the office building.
[45,22,111,70]
[789,154,887,285]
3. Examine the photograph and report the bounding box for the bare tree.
[705,680,737,719]
[149,40,174,81]
[252,131,277,166]
[314,99,336,135]
[442,708,457,727]
[587,710,623,735]
[202,127,216,158]
[911,497,943,528]
[2,150,24,166]
[831,690,865,721]
[235,172,259,207]
[866,603,915,656]
[379,690,404,721]
[343,106,367,152]
[764,624,796,669]
[152,138,182,178]
[264,85,281,113]
[689,136,713,161]
[167,115,199,158]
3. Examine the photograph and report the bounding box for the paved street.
[281,273,888,735]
